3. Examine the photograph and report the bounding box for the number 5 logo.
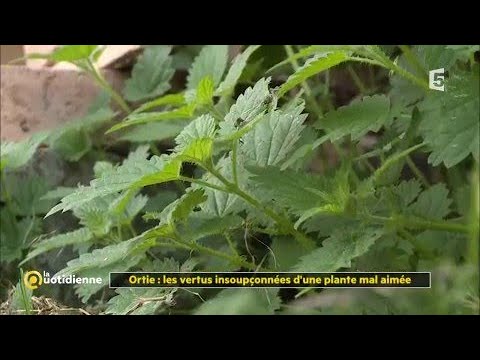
[429,68,445,91]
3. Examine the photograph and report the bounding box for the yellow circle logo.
[24,270,43,290]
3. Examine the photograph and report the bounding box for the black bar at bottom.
[109,272,431,288]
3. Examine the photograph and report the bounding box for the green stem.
[284,45,324,118]
[224,232,240,257]
[468,163,479,265]
[206,165,316,250]
[347,65,367,94]
[399,45,428,78]
[231,141,239,186]
[86,59,132,113]
[348,56,429,91]
[367,214,470,234]
[178,176,228,193]
[406,155,430,187]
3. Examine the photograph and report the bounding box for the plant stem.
[86,59,132,113]
[231,141,239,186]
[399,45,428,78]
[206,165,316,249]
[406,155,430,187]
[366,214,470,234]
[347,65,367,94]
[224,232,240,257]
[284,45,324,118]
[467,162,479,265]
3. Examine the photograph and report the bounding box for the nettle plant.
[3,44,479,314]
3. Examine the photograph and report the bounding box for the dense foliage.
[1,44,478,314]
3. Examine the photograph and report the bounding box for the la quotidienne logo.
[23,270,102,290]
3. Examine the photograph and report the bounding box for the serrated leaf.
[47,148,180,216]
[3,175,52,216]
[241,103,307,167]
[248,166,350,218]
[105,288,175,315]
[123,46,174,102]
[0,132,49,171]
[173,114,216,164]
[392,179,422,208]
[277,52,348,97]
[41,187,76,201]
[74,252,145,303]
[315,95,391,144]
[187,45,229,89]
[292,227,383,272]
[55,235,152,277]
[419,68,479,167]
[108,104,195,133]
[20,228,93,265]
[270,236,310,271]
[409,184,452,220]
[0,208,42,263]
[216,45,261,96]
[73,196,114,236]
[195,76,215,106]
[221,78,271,136]
[195,288,281,315]
[199,156,247,217]
[181,214,243,242]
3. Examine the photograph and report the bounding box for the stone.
[1,65,125,141]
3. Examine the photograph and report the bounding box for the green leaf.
[119,121,188,143]
[3,175,52,216]
[51,127,91,161]
[225,78,271,124]
[105,288,175,315]
[195,288,281,315]
[315,95,391,144]
[41,187,76,201]
[73,196,114,236]
[415,45,456,72]
[132,93,186,114]
[292,227,383,272]
[181,214,243,242]
[107,105,195,133]
[123,46,174,102]
[20,228,93,265]
[241,103,307,166]
[187,45,229,89]
[248,166,350,217]
[0,132,48,171]
[47,107,115,161]
[216,45,261,96]
[195,76,215,106]
[1,209,42,263]
[47,148,180,216]
[270,236,310,271]
[199,156,247,217]
[409,184,452,220]
[173,114,217,164]
[419,67,479,167]
[277,52,348,97]
[105,257,189,314]
[392,179,422,209]
[27,45,99,63]
[268,45,363,73]
[55,235,152,277]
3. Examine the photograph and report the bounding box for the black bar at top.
[109,272,431,289]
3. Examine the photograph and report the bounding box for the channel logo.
[23,270,43,290]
